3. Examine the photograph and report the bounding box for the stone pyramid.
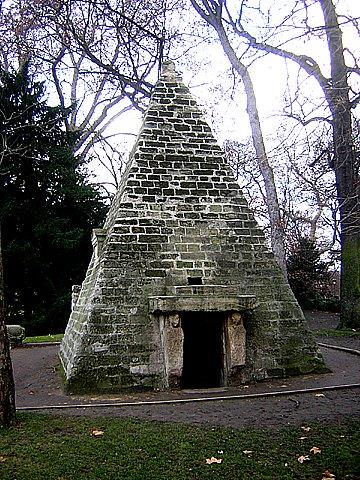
[60,61,325,393]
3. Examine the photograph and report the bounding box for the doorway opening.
[181,312,225,389]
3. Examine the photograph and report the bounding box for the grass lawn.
[0,414,358,480]
[23,334,64,344]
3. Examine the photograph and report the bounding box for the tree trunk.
[319,0,360,328]
[0,223,16,427]
[215,24,287,277]
[190,0,359,324]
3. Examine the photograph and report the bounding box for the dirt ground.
[11,311,360,429]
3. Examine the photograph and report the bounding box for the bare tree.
[225,134,337,257]
[283,146,337,243]
[0,172,15,428]
[0,226,16,427]
[189,0,359,327]
[225,140,272,227]
[0,0,166,182]
[190,0,287,276]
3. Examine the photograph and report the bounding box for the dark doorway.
[181,312,225,388]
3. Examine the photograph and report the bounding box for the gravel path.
[11,341,360,428]
[304,310,340,330]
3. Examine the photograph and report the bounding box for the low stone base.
[6,325,25,346]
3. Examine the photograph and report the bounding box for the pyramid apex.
[160,60,182,81]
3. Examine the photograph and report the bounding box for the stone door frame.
[149,291,256,389]
[157,310,246,389]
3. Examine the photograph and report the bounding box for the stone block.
[7,325,26,346]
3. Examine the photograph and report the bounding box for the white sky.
[90,0,359,240]
[178,0,360,145]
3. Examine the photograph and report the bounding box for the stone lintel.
[149,294,257,313]
[173,285,244,296]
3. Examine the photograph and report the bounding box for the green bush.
[0,64,107,334]
[287,237,339,312]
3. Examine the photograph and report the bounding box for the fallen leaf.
[301,426,311,432]
[243,450,253,455]
[315,393,325,397]
[297,455,310,463]
[205,457,222,464]
[322,469,335,478]
[310,446,321,454]
[91,429,104,437]
[0,456,7,463]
